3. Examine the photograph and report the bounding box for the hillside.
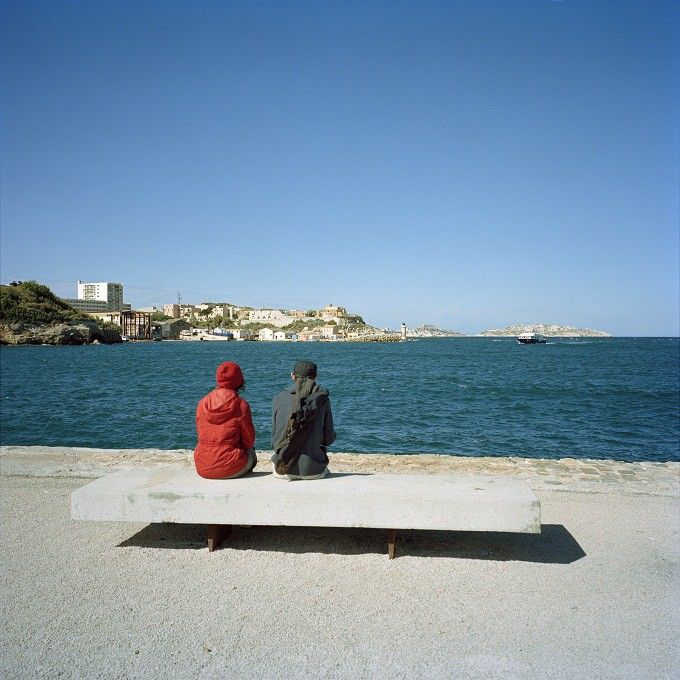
[0,281,122,345]
[477,323,611,337]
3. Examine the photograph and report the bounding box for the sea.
[0,337,678,463]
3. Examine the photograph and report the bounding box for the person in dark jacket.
[271,360,336,480]
[194,361,257,479]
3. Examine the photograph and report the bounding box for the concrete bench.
[71,469,541,558]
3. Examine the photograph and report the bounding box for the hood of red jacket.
[197,388,242,424]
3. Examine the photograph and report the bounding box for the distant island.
[406,325,465,338]
[477,323,611,338]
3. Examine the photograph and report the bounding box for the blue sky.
[1,1,678,335]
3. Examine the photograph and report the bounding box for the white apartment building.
[77,281,124,311]
[62,280,130,313]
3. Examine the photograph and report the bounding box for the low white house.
[258,328,275,341]
[273,331,297,341]
[230,329,252,341]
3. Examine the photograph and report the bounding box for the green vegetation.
[151,311,171,321]
[0,281,87,324]
[282,318,326,333]
[343,314,365,325]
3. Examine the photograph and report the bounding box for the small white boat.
[517,332,547,344]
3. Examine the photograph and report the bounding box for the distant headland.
[0,281,122,346]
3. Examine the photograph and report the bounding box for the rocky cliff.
[0,320,122,346]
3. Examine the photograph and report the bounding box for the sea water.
[0,338,678,462]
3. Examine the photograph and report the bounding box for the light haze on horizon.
[1,1,678,336]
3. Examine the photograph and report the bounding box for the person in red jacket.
[194,361,257,479]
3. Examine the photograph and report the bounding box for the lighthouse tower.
[400,323,407,340]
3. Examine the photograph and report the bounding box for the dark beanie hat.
[216,361,244,390]
[293,360,317,379]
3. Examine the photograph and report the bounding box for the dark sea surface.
[0,338,678,462]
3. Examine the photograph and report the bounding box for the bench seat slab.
[71,470,541,534]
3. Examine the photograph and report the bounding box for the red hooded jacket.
[194,362,256,479]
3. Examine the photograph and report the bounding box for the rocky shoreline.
[0,320,122,346]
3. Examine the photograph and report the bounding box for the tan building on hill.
[208,305,230,319]
[320,304,347,319]
[163,304,180,318]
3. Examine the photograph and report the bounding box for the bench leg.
[387,529,397,559]
[207,524,232,552]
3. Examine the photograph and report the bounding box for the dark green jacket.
[271,382,336,476]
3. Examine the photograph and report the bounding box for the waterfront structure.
[120,311,152,340]
[229,329,252,341]
[297,329,324,341]
[273,331,297,341]
[155,319,192,339]
[401,323,407,340]
[258,328,275,341]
